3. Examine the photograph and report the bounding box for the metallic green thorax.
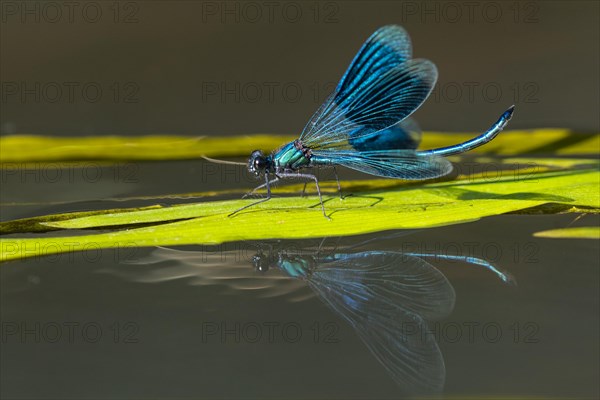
[272,140,312,170]
[277,254,316,279]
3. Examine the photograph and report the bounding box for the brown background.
[1,0,599,136]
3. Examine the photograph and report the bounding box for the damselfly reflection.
[213,25,514,218]
[251,245,513,393]
[101,238,514,394]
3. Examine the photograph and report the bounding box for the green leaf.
[533,227,600,239]
[1,168,598,263]
[1,129,598,162]
[0,134,295,162]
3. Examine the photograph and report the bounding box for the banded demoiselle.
[231,25,515,218]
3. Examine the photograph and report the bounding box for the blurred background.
[1,0,599,137]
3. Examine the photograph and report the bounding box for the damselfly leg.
[242,176,280,199]
[278,172,329,219]
[232,172,330,219]
[229,174,274,217]
[333,167,343,199]
[300,167,342,200]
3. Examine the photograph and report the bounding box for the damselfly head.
[247,150,268,177]
[252,251,271,272]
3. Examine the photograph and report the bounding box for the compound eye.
[248,150,265,174]
[253,254,268,272]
